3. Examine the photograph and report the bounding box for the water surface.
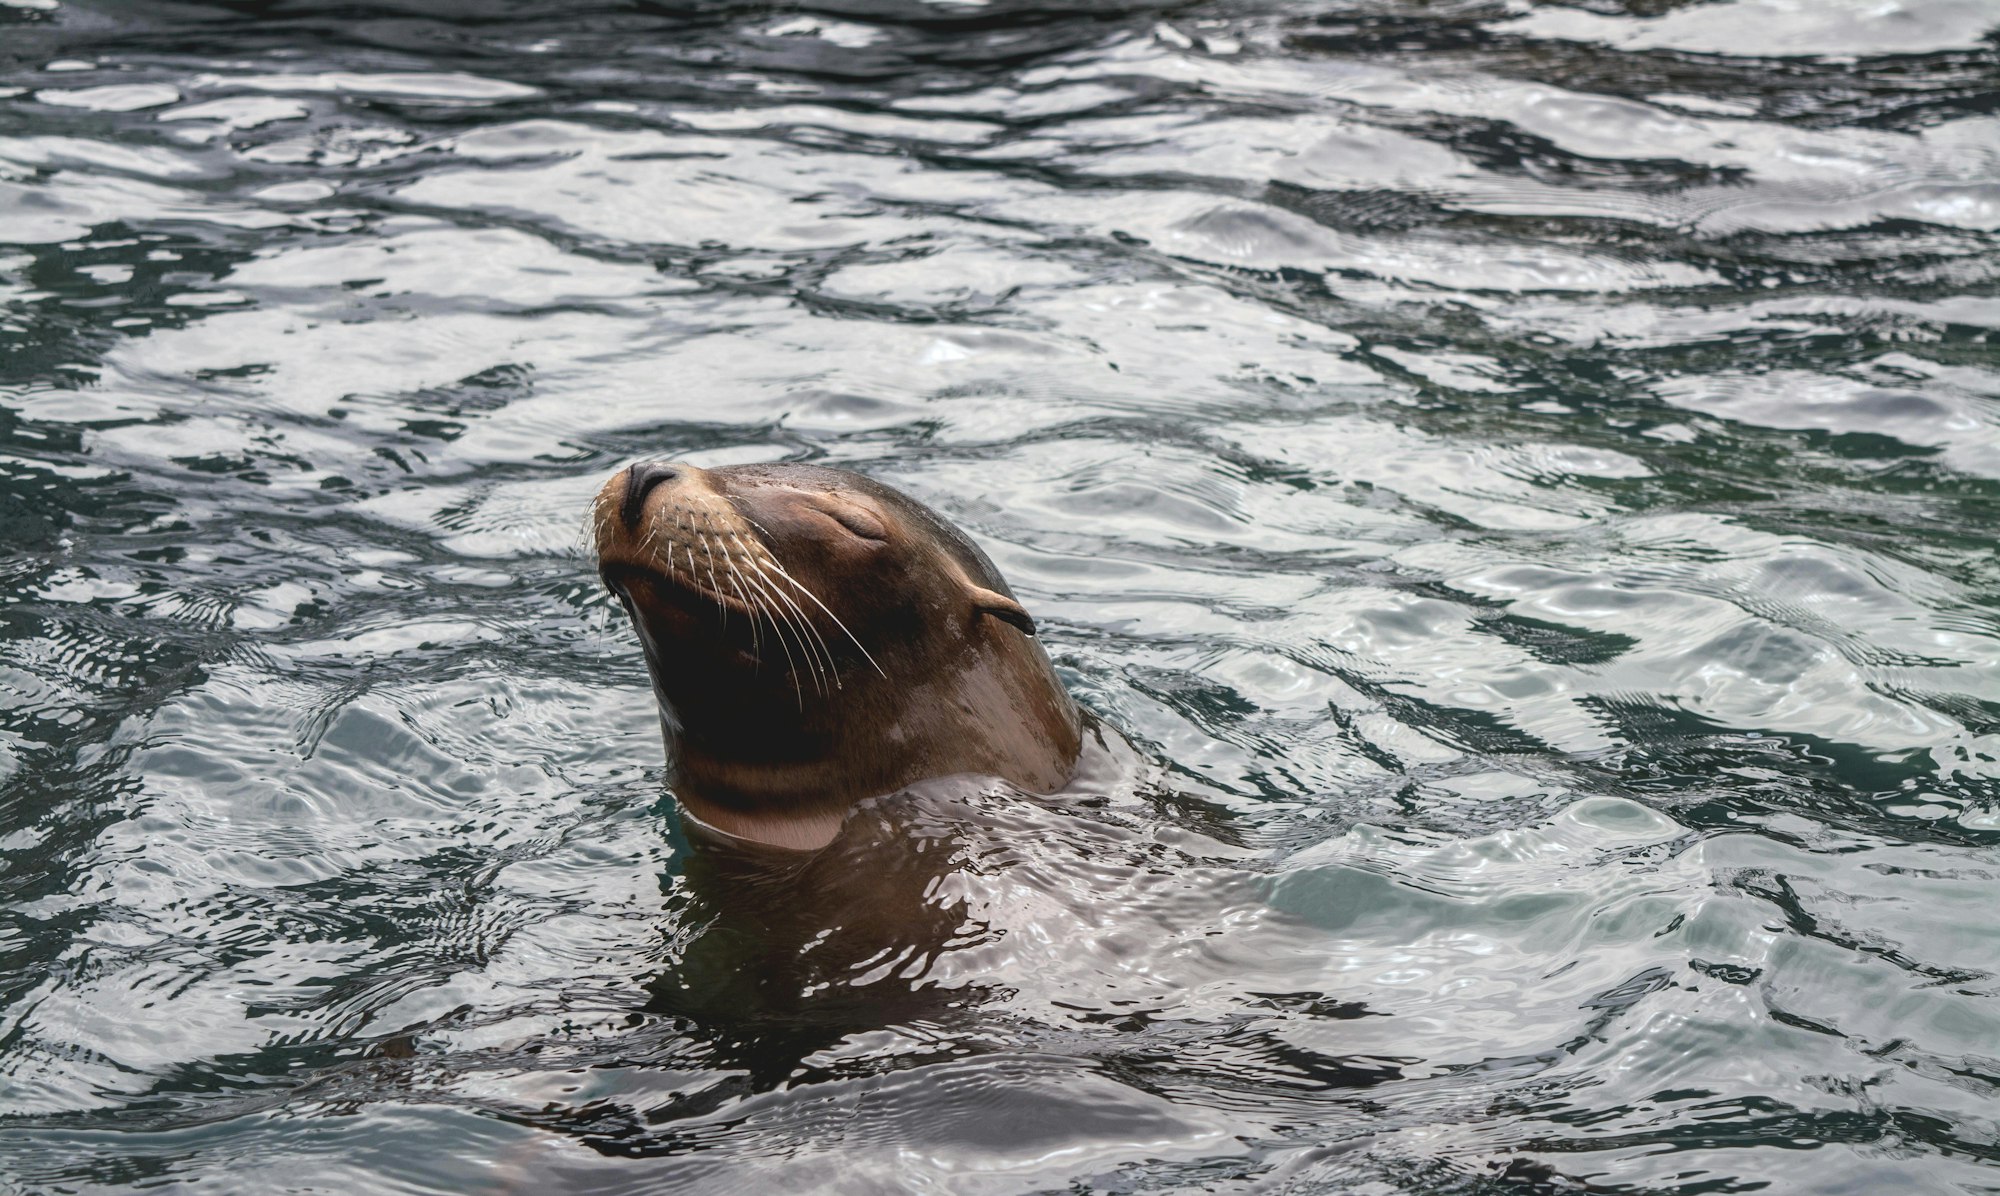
[2,0,1998,1191]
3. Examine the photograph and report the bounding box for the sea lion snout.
[620,461,683,531]
[594,460,738,566]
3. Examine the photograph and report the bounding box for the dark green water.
[2,0,1997,1191]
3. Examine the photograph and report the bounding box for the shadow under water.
[491,735,1428,1184]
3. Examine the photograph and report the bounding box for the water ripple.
[2,0,1998,1191]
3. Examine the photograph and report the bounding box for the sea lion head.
[594,461,1082,850]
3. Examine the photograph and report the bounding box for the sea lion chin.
[592,460,1083,851]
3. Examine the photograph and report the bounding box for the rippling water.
[2,0,1997,1190]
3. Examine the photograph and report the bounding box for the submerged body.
[593,461,1082,850]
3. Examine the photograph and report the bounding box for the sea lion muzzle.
[619,461,681,533]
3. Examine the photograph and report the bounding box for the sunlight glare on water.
[1,0,1997,1192]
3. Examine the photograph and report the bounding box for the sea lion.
[592,460,1083,851]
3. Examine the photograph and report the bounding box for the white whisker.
[731,563,807,705]
[761,548,888,679]
[742,547,841,690]
[726,506,886,679]
[698,495,829,699]
[718,556,765,667]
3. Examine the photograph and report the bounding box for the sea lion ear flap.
[969,586,1037,636]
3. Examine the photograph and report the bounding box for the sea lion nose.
[620,461,681,531]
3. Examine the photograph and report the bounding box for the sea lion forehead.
[712,463,1018,600]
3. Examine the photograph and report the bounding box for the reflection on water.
[1,0,1997,1190]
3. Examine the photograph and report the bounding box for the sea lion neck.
[662,661,940,796]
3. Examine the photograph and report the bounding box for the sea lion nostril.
[621,462,680,531]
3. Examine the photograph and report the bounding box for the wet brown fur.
[594,461,1082,850]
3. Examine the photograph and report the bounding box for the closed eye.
[817,502,889,543]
